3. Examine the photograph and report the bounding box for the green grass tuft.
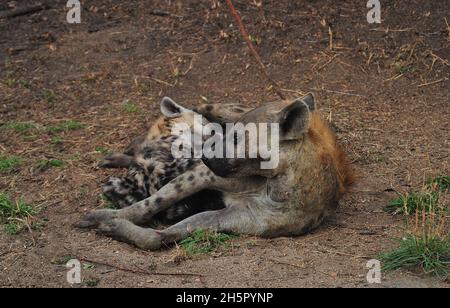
[47,120,85,133]
[0,193,36,235]
[249,35,262,45]
[95,147,109,155]
[179,229,235,256]
[56,255,77,265]
[395,63,415,75]
[5,223,19,235]
[380,230,450,279]
[428,174,450,193]
[20,80,32,89]
[4,78,17,87]
[385,191,441,215]
[0,155,23,173]
[2,121,37,134]
[82,263,96,270]
[100,194,118,210]
[84,279,100,287]
[51,136,63,145]
[42,89,57,103]
[36,159,64,171]
[381,173,449,278]
[122,100,140,114]
[385,174,449,215]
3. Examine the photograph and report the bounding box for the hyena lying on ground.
[99,97,250,223]
[78,94,354,250]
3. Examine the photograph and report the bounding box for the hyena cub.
[79,94,354,250]
[99,97,251,223]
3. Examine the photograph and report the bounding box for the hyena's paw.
[98,219,163,250]
[98,153,132,169]
[76,209,119,229]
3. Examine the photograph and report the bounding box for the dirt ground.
[0,0,449,288]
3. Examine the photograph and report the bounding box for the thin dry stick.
[429,51,450,67]
[0,251,12,258]
[370,27,414,33]
[328,26,333,50]
[225,0,285,100]
[79,258,204,278]
[445,18,450,42]
[315,249,371,260]
[269,258,305,269]
[418,78,447,88]
[0,3,50,19]
[150,77,174,87]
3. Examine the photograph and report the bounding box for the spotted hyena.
[78,94,354,250]
[99,97,251,223]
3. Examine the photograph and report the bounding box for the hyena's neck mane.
[307,113,354,195]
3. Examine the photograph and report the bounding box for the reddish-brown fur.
[308,113,355,196]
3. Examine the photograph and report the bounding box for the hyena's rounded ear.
[160,97,186,118]
[302,93,316,111]
[278,95,314,140]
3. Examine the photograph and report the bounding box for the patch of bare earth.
[0,0,448,287]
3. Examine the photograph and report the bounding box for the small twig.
[385,73,404,82]
[316,269,338,278]
[407,42,417,62]
[181,56,196,77]
[225,0,285,100]
[269,258,305,269]
[150,77,174,87]
[0,3,50,19]
[418,78,448,88]
[370,27,414,33]
[150,10,183,19]
[445,18,450,42]
[281,88,305,96]
[429,51,450,67]
[4,216,35,245]
[328,26,333,51]
[150,10,170,17]
[315,54,338,72]
[79,258,204,277]
[314,88,366,97]
[0,250,13,258]
[314,249,371,260]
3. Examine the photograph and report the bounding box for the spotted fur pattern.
[101,105,227,224]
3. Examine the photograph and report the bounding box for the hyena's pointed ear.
[160,97,187,118]
[278,96,313,140]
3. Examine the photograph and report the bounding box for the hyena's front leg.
[98,134,145,169]
[160,204,267,245]
[96,218,163,250]
[77,163,231,229]
[98,153,133,169]
[95,205,264,250]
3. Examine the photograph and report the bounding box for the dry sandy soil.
[0,0,449,288]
